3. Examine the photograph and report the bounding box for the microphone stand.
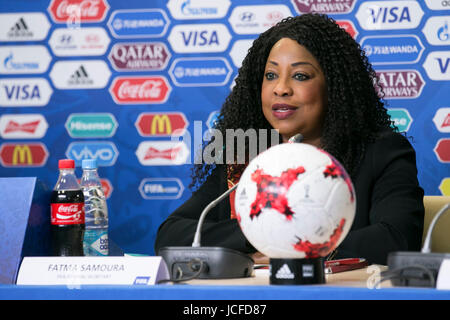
[158,183,254,280]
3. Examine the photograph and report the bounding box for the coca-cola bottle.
[50,159,85,256]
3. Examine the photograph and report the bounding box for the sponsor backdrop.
[0,0,449,255]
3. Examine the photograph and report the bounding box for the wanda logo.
[110,76,171,104]
[48,0,109,23]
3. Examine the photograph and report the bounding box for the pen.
[324,258,368,274]
[324,258,365,267]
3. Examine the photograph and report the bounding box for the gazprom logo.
[361,35,424,65]
[169,57,232,87]
[107,9,170,38]
[66,141,119,167]
[167,0,230,20]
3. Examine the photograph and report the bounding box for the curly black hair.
[190,13,393,190]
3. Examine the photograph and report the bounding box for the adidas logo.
[68,65,94,86]
[275,264,295,279]
[7,17,33,38]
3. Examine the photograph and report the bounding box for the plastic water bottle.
[80,159,109,256]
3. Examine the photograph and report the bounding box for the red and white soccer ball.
[235,143,356,259]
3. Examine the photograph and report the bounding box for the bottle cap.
[58,159,75,169]
[82,159,97,169]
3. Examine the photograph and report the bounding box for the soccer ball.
[235,143,356,259]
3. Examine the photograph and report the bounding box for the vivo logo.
[168,24,231,53]
[66,141,118,166]
[356,1,423,30]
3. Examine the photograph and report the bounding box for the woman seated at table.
[154,13,424,265]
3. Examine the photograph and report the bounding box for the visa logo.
[369,6,410,24]
[181,30,219,46]
[4,84,40,100]
[356,1,423,31]
[168,24,231,53]
[423,51,450,81]
[436,58,450,74]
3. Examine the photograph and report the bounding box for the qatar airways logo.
[291,0,356,14]
[376,70,425,99]
[108,42,170,71]
[110,76,171,104]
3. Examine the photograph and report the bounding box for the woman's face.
[261,38,327,144]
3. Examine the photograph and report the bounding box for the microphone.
[158,183,253,280]
[386,202,450,287]
[288,133,304,143]
[158,133,304,280]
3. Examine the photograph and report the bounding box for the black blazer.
[154,131,424,265]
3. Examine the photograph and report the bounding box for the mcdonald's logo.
[0,143,49,167]
[151,114,172,135]
[13,145,32,165]
[135,112,188,137]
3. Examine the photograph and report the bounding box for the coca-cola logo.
[108,42,170,71]
[376,70,425,99]
[109,76,171,104]
[51,203,84,225]
[57,204,80,213]
[48,0,109,23]
[291,0,355,14]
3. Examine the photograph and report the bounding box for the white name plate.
[437,259,450,290]
[16,256,169,286]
